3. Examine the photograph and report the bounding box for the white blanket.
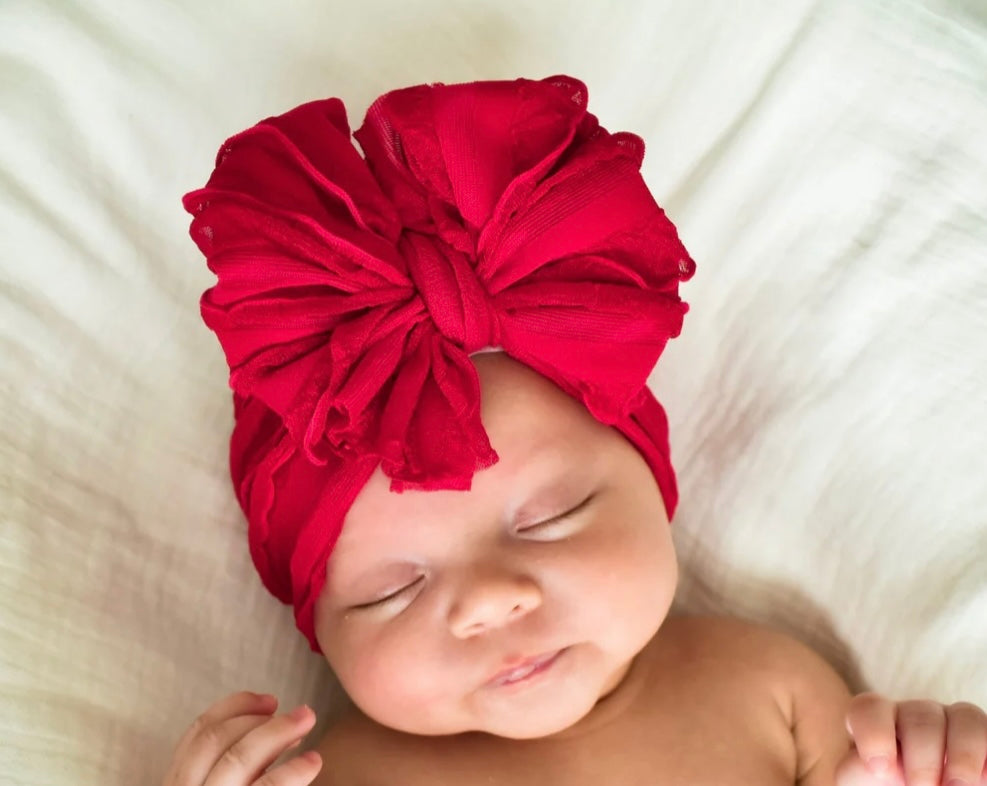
[2,0,985,783]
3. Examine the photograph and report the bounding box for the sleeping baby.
[167,76,987,786]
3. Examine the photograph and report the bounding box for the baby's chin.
[467,680,611,739]
[474,705,594,739]
[367,699,594,739]
[358,680,599,740]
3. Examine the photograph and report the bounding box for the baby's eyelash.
[517,493,596,533]
[354,576,424,609]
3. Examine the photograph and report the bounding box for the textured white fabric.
[2,0,985,783]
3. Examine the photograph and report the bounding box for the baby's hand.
[162,691,323,786]
[836,692,987,786]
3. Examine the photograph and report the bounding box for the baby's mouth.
[486,647,568,688]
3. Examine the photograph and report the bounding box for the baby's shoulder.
[312,706,411,786]
[654,613,841,704]
[662,613,854,785]
[661,610,800,648]
[659,612,828,671]
[655,615,853,740]
[312,702,478,786]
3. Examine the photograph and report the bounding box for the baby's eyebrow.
[334,559,422,596]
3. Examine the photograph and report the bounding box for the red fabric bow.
[183,75,694,651]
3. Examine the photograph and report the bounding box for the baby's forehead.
[330,434,607,560]
[353,436,598,522]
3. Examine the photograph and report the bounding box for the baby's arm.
[777,637,987,785]
[769,636,855,785]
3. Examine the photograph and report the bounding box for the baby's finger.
[943,702,987,786]
[202,705,317,786]
[172,692,279,765]
[835,747,904,786]
[846,693,898,772]
[168,713,283,786]
[252,750,323,786]
[897,700,946,786]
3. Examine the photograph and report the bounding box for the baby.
[167,76,987,786]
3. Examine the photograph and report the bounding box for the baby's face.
[314,353,677,739]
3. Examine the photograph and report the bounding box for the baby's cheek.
[344,631,453,728]
[576,525,675,634]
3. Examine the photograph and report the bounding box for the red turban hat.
[183,75,695,652]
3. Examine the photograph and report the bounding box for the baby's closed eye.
[344,492,598,612]
[514,493,597,540]
[353,575,426,609]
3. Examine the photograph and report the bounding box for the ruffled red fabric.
[183,75,695,651]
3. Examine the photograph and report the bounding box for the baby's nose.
[447,569,542,638]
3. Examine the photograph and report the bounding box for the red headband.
[183,75,694,651]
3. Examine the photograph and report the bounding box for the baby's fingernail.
[866,755,892,773]
[289,705,311,721]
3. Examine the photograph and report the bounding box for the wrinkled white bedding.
[2,0,985,783]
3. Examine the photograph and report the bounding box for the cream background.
[2,1,985,783]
